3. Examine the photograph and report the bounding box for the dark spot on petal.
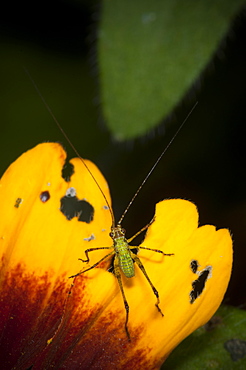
[14,198,23,208]
[60,195,94,223]
[40,191,50,203]
[190,266,212,304]
[224,339,246,362]
[62,160,74,182]
[103,205,109,210]
[83,234,95,242]
[190,259,199,274]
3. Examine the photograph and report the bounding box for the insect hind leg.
[131,253,164,316]
[113,257,131,341]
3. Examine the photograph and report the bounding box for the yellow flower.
[0,143,232,369]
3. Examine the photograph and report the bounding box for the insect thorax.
[110,225,135,279]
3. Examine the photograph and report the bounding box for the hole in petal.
[190,266,212,304]
[108,255,116,274]
[60,194,94,223]
[77,201,94,223]
[40,191,50,203]
[62,160,74,182]
[190,259,199,274]
[130,248,138,255]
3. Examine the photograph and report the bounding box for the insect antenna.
[24,68,115,226]
[117,102,198,226]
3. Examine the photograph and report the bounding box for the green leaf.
[98,0,245,140]
[163,305,246,369]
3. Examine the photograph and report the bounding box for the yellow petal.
[129,199,232,359]
[0,143,112,277]
[0,143,113,368]
[0,144,233,369]
[63,199,232,368]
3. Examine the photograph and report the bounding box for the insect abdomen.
[116,238,135,278]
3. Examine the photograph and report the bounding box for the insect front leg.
[113,256,131,342]
[69,250,114,278]
[79,246,113,263]
[131,253,164,316]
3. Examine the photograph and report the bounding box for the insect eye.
[121,228,126,234]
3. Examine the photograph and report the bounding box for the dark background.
[0,1,245,307]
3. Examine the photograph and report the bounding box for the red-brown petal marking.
[0,265,67,368]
